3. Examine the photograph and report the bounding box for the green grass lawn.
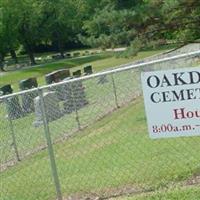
[1,47,200,200]
[1,97,200,200]
[0,49,168,91]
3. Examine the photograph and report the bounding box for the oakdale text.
[146,71,200,103]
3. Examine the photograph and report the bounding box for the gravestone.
[6,96,24,120]
[45,69,71,101]
[0,85,23,119]
[62,73,88,113]
[84,50,89,55]
[73,70,81,78]
[72,80,88,109]
[19,78,38,90]
[62,77,88,113]
[0,84,13,95]
[33,91,62,127]
[65,53,71,58]
[19,78,38,113]
[62,77,74,114]
[97,75,109,84]
[73,52,80,57]
[83,65,93,75]
[45,69,70,84]
[52,54,64,60]
[72,70,88,109]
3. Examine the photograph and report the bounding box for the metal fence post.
[38,89,63,200]
[71,83,81,130]
[111,74,120,109]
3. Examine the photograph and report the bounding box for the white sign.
[141,67,200,139]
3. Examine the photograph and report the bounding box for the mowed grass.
[1,98,200,200]
[1,47,200,200]
[0,49,167,91]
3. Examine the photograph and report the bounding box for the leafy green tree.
[40,0,79,57]
[0,7,8,71]
[81,0,200,55]
[18,0,44,64]
[0,0,199,68]
[0,0,19,64]
[160,0,200,43]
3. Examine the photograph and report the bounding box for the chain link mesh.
[1,50,200,200]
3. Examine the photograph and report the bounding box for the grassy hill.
[1,98,200,200]
[1,46,200,200]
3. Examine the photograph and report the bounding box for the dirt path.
[63,175,200,200]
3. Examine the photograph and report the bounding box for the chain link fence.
[1,50,200,200]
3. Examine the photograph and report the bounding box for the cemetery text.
[141,67,200,139]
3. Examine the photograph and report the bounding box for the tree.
[0,8,7,71]
[40,0,79,57]
[0,52,5,71]
[0,0,19,64]
[159,0,200,43]
[81,0,200,55]
[12,0,44,65]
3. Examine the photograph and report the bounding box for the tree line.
[0,0,199,71]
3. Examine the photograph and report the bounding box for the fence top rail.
[1,50,200,100]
